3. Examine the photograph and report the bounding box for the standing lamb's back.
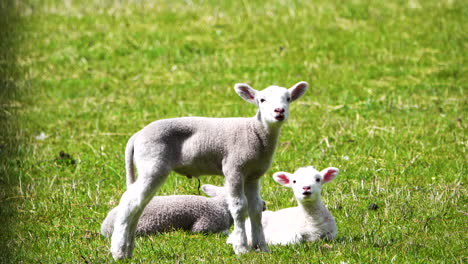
[249,166,339,245]
[101,184,232,237]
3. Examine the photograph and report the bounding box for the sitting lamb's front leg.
[225,174,250,254]
[245,181,269,252]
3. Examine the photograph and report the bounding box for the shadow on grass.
[0,1,24,263]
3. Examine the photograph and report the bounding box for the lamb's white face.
[234,81,308,125]
[256,86,291,123]
[273,166,339,203]
[289,167,325,202]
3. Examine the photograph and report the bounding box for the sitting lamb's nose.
[303,186,311,191]
[274,108,285,113]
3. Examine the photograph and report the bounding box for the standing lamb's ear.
[288,81,308,102]
[235,83,258,105]
[201,184,223,197]
[272,172,294,187]
[320,167,339,183]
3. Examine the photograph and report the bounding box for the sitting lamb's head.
[272,166,339,203]
[234,82,308,125]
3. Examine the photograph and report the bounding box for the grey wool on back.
[125,116,279,185]
[101,185,232,236]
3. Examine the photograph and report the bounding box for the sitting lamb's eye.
[292,180,296,184]
[316,178,320,183]
[260,99,266,103]
[287,97,291,102]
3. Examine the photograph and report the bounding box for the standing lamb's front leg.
[225,172,250,254]
[245,180,269,252]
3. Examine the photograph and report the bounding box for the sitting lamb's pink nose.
[274,108,285,113]
[303,186,311,191]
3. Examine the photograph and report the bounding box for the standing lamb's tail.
[125,134,137,187]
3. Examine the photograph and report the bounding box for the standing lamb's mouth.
[302,191,312,196]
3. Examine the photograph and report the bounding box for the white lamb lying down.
[249,166,339,245]
[101,184,233,236]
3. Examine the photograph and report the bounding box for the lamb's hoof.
[226,235,233,245]
[111,246,133,260]
[233,244,250,255]
[111,251,131,260]
[254,243,270,253]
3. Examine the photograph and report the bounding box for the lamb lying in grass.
[246,166,339,245]
[101,184,233,236]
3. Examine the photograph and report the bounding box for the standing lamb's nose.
[274,108,285,113]
[303,186,311,191]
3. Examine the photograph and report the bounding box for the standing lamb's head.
[272,166,339,203]
[234,81,308,125]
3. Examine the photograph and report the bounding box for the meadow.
[0,0,466,263]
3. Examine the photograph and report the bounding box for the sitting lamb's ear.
[272,171,294,187]
[201,184,223,197]
[320,167,339,183]
[288,81,308,102]
[234,83,257,105]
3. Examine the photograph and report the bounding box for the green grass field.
[0,0,466,263]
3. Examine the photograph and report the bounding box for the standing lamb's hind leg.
[225,173,250,254]
[110,163,170,260]
[245,180,269,252]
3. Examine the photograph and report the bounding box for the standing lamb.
[252,166,339,245]
[110,81,308,259]
[101,184,233,236]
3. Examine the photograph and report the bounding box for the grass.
[0,0,466,263]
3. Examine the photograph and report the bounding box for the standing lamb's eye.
[287,97,291,102]
[316,178,320,183]
[293,180,296,184]
[260,99,266,103]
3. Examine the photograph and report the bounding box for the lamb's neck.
[297,199,329,223]
[252,111,282,147]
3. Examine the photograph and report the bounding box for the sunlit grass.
[0,0,466,263]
